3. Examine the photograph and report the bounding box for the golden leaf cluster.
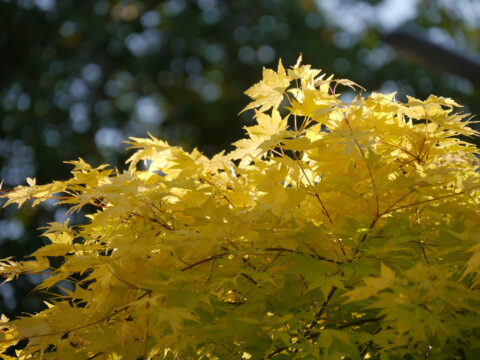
[1,57,480,359]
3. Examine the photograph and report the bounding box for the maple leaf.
[240,59,291,114]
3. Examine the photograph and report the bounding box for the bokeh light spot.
[34,0,55,12]
[201,83,221,102]
[204,43,225,63]
[0,219,25,242]
[238,45,255,64]
[125,30,163,56]
[16,93,31,112]
[59,21,76,37]
[257,45,275,64]
[135,97,165,125]
[141,10,161,28]
[69,102,91,133]
[95,127,125,150]
[234,27,250,44]
[305,12,323,29]
[82,63,103,86]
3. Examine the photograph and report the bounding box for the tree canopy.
[1,0,480,321]
[1,57,480,359]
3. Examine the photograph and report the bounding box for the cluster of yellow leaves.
[1,56,480,359]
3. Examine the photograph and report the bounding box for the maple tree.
[1,57,480,359]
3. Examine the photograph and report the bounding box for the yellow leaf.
[287,54,322,89]
[288,88,337,123]
[246,109,288,139]
[240,59,290,113]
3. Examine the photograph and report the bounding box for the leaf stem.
[343,114,379,217]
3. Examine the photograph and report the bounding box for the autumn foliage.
[1,57,480,359]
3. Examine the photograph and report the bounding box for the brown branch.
[181,252,230,272]
[379,139,422,162]
[270,249,284,264]
[207,257,217,280]
[106,266,152,292]
[421,246,430,264]
[313,192,333,224]
[304,316,383,340]
[305,286,337,334]
[298,239,322,260]
[271,284,381,357]
[337,238,347,257]
[263,247,338,264]
[351,216,380,259]
[385,189,417,213]
[267,345,288,358]
[143,292,151,359]
[335,316,383,330]
[241,272,258,285]
[131,212,173,230]
[87,352,104,360]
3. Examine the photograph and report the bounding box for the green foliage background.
[1,0,480,320]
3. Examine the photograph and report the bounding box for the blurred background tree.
[1,0,479,318]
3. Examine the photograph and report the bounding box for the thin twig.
[106,266,152,292]
[384,187,479,215]
[0,290,151,343]
[181,252,230,272]
[351,216,379,258]
[343,114,379,217]
[87,352,104,360]
[263,247,337,264]
[130,212,173,230]
[385,189,417,213]
[292,151,332,223]
[335,316,383,330]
